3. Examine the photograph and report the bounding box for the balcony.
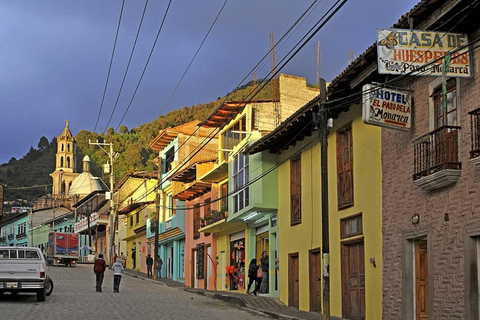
[74,212,109,233]
[7,234,15,241]
[413,126,461,190]
[0,236,6,242]
[16,233,27,240]
[470,108,480,167]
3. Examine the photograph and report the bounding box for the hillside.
[0,81,275,205]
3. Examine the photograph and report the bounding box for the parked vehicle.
[46,232,79,267]
[0,247,49,301]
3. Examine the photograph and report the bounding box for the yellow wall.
[278,138,322,310]
[277,105,382,318]
[328,106,382,319]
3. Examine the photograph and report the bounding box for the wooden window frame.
[290,154,302,225]
[340,213,363,239]
[336,123,354,209]
[433,79,457,129]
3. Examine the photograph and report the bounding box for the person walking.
[120,252,126,267]
[112,257,124,293]
[93,254,107,292]
[155,255,163,278]
[146,254,153,278]
[246,258,261,296]
[131,248,136,269]
[260,250,269,294]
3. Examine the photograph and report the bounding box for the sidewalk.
[122,268,345,320]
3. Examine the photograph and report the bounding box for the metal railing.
[470,107,480,159]
[413,126,461,180]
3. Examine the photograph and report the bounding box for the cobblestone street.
[0,264,271,320]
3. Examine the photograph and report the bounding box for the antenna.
[348,50,355,65]
[270,32,280,127]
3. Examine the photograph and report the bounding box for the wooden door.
[288,253,299,308]
[342,241,365,320]
[309,249,322,312]
[415,239,428,320]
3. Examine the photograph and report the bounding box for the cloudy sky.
[0,0,418,164]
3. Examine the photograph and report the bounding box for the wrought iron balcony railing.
[413,126,461,180]
[470,107,480,159]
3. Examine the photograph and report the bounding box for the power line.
[103,0,151,133]
[159,0,229,116]
[132,0,350,204]
[114,0,173,132]
[93,0,125,133]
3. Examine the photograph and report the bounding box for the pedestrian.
[246,258,261,296]
[260,250,269,293]
[131,248,136,269]
[93,253,107,292]
[112,257,124,293]
[120,252,126,267]
[146,254,153,278]
[155,255,163,278]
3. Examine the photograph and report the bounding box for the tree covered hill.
[0,81,275,204]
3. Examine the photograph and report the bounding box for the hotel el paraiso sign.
[377,28,471,78]
[362,84,411,131]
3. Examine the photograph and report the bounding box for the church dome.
[68,172,103,196]
[68,154,102,196]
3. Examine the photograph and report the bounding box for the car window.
[26,250,40,259]
[0,250,8,259]
[18,250,25,258]
[9,250,17,259]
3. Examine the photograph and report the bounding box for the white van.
[0,247,48,301]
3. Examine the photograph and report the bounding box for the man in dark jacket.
[93,254,107,292]
[146,254,153,278]
[131,248,136,269]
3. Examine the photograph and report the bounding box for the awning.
[117,201,155,215]
[173,181,211,201]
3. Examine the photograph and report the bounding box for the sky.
[0,0,419,164]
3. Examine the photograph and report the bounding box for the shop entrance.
[228,231,245,291]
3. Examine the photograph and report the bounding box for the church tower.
[50,120,80,195]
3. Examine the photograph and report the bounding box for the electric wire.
[114,0,173,132]
[93,0,125,133]
[103,0,150,133]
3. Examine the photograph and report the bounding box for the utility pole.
[153,157,161,279]
[317,79,331,320]
[89,139,116,266]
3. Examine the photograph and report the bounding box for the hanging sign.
[362,84,411,131]
[377,28,470,77]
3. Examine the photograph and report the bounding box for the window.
[433,79,457,128]
[220,183,228,212]
[167,195,176,217]
[337,123,353,209]
[290,155,301,225]
[17,222,26,235]
[221,116,247,161]
[165,147,175,173]
[193,205,200,240]
[135,212,139,225]
[233,152,249,213]
[130,215,133,227]
[9,225,15,235]
[340,214,363,239]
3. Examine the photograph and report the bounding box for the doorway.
[415,239,428,320]
[288,253,299,308]
[309,248,322,312]
[341,240,365,320]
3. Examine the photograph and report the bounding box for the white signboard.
[377,28,470,77]
[362,84,411,131]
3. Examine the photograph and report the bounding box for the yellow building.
[247,93,382,318]
[115,172,158,273]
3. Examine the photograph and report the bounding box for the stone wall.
[382,47,480,319]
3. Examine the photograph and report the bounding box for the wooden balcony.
[413,126,461,190]
[470,108,480,167]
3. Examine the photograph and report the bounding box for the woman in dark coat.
[246,258,261,295]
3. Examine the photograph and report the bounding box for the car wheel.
[37,288,46,302]
[45,278,54,296]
